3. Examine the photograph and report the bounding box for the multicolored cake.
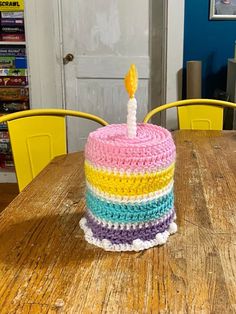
[79,65,177,251]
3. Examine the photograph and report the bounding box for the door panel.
[67,79,149,150]
[62,0,150,151]
[75,56,149,79]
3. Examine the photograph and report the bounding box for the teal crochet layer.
[86,189,174,223]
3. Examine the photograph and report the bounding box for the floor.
[0,183,19,213]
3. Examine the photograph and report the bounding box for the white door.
[61,0,150,151]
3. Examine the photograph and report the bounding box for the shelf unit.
[0,41,25,45]
[0,1,28,181]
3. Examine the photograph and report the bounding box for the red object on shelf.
[0,76,28,86]
[0,131,9,139]
[0,153,14,168]
[1,33,25,41]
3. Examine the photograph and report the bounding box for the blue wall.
[183,0,236,98]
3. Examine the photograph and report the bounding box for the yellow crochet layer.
[85,161,175,196]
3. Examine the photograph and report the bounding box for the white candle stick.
[124,64,138,138]
[127,97,137,138]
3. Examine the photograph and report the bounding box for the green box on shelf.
[0,57,15,68]
[0,68,28,76]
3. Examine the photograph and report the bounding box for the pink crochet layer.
[85,123,176,172]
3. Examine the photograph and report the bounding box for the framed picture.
[210,0,236,19]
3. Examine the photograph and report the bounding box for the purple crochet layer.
[85,210,175,245]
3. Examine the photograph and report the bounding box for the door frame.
[150,0,168,126]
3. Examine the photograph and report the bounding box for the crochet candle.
[125,64,138,138]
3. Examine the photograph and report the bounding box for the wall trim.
[150,0,168,126]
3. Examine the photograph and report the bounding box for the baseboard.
[0,171,17,183]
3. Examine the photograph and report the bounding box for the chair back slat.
[8,115,66,191]
[178,105,223,130]
[143,99,236,128]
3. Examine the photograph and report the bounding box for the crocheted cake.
[79,123,177,251]
[79,64,177,251]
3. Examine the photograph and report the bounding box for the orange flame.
[124,64,138,98]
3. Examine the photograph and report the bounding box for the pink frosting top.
[85,123,176,172]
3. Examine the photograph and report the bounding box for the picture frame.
[210,0,236,19]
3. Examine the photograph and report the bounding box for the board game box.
[1,33,25,41]
[0,56,15,68]
[1,26,24,33]
[1,11,24,18]
[0,18,24,26]
[0,101,29,112]
[0,47,26,56]
[0,0,24,11]
[0,87,28,101]
[0,76,27,86]
[0,68,27,76]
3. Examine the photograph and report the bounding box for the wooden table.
[0,131,236,313]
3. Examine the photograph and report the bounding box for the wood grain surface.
[0,131,235,314]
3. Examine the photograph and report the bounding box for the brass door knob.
[63,53,74,65]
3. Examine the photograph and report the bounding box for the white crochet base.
[79,218,178,252]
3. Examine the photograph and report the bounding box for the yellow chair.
[0,109,108,191]
[143,99,236,129]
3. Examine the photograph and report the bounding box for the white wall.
[24,0,64,109]
[166,0,185,129]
